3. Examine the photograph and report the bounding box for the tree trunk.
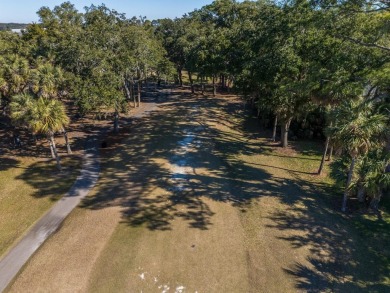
[212,76,216,97]
[357,184,365,202]
[188,71,195,94]
[280,118,292,148]
[49,133,61,170]
[137,80,141,107]
[124,80,131,101]
[31,133,37,145]
[369,191,382,211]
[318,136,330,175]
[328,144,334,161]
[342,157,356,212]
[272,116,278,142]
[114,110,119,133]
[49,138,55,159]
[63,129,72,154]
[177,68,183,87]
[131,82,136,108]
[227,78,232,92]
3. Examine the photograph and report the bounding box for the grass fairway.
[0,155,81,257]
[8,90,390,292]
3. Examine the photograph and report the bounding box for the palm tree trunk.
[272,116,278,142]
[63,128,72,154]
[342,157,356,212]
[49,138,55,159]
[49,133,61,170]
[318,136,330,175]
[31,133,37,145]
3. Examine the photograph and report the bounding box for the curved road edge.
[0,144,100,293]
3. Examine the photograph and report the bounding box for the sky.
[0,0,216,23]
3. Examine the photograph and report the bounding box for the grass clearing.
[7,91,390,292]
[0,155,82,257]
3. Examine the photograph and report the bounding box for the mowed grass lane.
[8,91,390,292]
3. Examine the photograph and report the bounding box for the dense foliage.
[0,0,388,209]
[153,0,390,211]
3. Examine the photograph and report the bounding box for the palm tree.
[11,95,70,170]
[30,97,70,170]
[0,55,30,106]
[352,150,390,210]
[30,61,73,153]
[9,93,35,126]
[328,98,388,212]
[30,60,64,99]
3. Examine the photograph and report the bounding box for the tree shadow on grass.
[81,92,286,231]
[81,92,327,232]
[79,89,389,291]
[266,175,390,292]
[0,157,20,172]
[16,156,82,201]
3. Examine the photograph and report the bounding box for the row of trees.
[0,2,173,169]
[153,0,389,211]
[0,0,388,210]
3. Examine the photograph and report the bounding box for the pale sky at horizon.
[0,0,217,23]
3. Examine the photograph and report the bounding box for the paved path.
[0,89,160,292]
[0,139,100,292]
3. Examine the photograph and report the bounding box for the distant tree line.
[0,23,27,31]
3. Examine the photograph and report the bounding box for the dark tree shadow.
[266,176,390,292]
[76,86,389,291]
[0,157,20,171]
[16,156,82,200]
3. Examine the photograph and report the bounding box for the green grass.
[268,138,390,290]
[181,71,212,85]
[0,155,82,257]
[7,94,390,292]
[283,140,390,263]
